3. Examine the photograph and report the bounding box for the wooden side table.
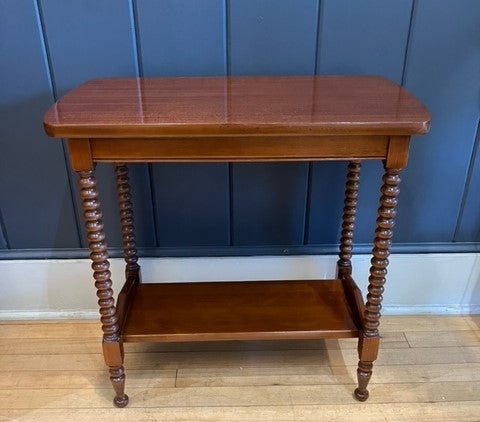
[44,76,430,407]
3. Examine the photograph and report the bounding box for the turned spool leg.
[78,170,129,408]
[354,166,401,402]
[115,163,141,281]
[337,161,361,277]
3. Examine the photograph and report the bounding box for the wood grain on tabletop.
[43,76,431,138]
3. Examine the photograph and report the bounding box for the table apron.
[86,135,390,163]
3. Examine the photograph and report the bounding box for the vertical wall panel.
[232,163,309,245]
[136,0,230,247]
[40,0,156,248]
[229,0,318,245]
[309,0,413,245]
[40,0,137,97]
[229,0,319,76]
[0,0,79,248]
[137,0,226,77]
[317,0,412,82]
[400,0,480,242]
[306,162,347,245]
[152,164,229,247]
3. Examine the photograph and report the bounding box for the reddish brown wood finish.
[78,171,119,342]
[67,139,92,171]
[354,165,402,402]
[114,164,140,279]
[364,168,401,337]
[44,76,430,138]
[78,170,128,408]
[43,76,431,407]
[386,136,410,169]
[341,274,366,330]
[337,161,361,276]
[89,135,389,163]
[115,275,137,334]
[122,280,360,343]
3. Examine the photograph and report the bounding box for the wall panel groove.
[400,0,417,87]
[128,0,158,249]
[228,163,234,247]
[303,163,313,245]
[314,0,325,74]
[33,0,57,99]
[0,207,9,249]
[147,164,160,247]
[305,0,322,245]
[128,0,142,78]
[224,0,230,76]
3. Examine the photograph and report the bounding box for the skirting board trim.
[0,253,479,318]
[1,305,480,320]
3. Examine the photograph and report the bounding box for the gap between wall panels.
[128,0,160,249]
[400,0,416,87]
[0,207,9,249]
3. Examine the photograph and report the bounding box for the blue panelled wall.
[0,0,479,259]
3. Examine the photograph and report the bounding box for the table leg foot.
[113,394,129,408]
[354,388,369,402]
[354,360,373,402]
[110,366,128,408]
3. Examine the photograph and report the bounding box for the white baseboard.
[1,253,479,319]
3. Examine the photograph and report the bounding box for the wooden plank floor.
[0,316,479,421]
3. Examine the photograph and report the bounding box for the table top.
[44,76,430,139]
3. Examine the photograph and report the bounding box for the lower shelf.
[121,279,361,342]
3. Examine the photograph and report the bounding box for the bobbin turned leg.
[115,163,141,281]
[337,161,361,277]
[354,166,401,401]
[78,170,129,408]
